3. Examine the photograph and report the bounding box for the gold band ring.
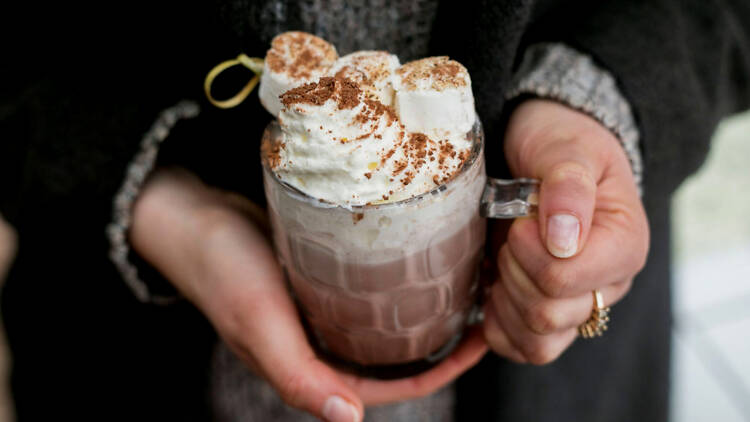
[578,290,610,338]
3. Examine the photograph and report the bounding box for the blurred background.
[0,112,748,421]
[670,110,750,421]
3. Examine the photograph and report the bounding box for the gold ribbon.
[204,54,265,109]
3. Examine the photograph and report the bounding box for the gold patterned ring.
[578,290,610,339]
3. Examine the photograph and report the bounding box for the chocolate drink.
[262,120,487,377]
[283,211,485,370]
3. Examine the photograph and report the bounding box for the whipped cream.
[393,57,475,138]
[270,76,473,206]
[259,32,338,117]
[329,51,400,106]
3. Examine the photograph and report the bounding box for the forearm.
[129,167,270,307]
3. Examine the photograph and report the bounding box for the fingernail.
[323,396,360,422]
[546,214,579,258]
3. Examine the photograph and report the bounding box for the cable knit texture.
[506,43,644,195]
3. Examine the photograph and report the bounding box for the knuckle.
[277,370,308,409]
[537,262,572,298]
[548,161,596,190]
[521,341,559,366]
[483,308,510,355]
[523,302,560,335]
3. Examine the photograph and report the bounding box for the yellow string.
[204,54,265,109]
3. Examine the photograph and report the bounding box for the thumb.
[267,351,364,422]
[199,223,364,422]
[538,160,597,258]
[223,285,364,422]
[222,289,364,422]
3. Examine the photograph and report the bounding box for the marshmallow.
[329,51,400,106]
[393,57,476,138]
[259,31,338,117]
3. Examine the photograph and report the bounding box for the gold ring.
[578,290,610,338]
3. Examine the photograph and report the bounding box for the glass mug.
[261,120,538,378]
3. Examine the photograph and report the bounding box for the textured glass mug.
[261,120,538,377]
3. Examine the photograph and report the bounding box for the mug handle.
[480,178,540,218]
[467,177,540,326]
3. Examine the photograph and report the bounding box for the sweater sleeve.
[0,0,271,303]
[521,0,750,192]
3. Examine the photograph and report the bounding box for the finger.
[538,160,597,258]
[506,115,607,258]
[339,326,488,406]
[507,217,645,298]
[489,280,577,365]
[499,244,631,334]
[483,301,527,363]
[204,223,364,422]
[227,296,363,422]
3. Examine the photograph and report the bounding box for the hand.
[483,99,649,364]
[130,168,487,421]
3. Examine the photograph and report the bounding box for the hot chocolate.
[262,119,486,376]
[259,32,486,376]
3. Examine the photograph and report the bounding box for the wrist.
[130,167,228,301]
[130,167,273,307]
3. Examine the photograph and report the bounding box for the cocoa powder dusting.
[392,160,407,175]
[281,78,335,107]
[291,50,318,79]
[266,52,285,73]
[409,133,429,163]
[396,56,468,91]
[336,77,361,109]
[458,150,469,164]
[381,148,396,164]
[261,135,284,170]
[266,32,336,79]
[280,76,361,110]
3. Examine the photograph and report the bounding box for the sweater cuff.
[506,43,644,195]
[106,100,200,305]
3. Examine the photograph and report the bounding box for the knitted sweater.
[1,0,749,420]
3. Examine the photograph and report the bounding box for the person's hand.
[130,168,487,422]
[483,99,649,364]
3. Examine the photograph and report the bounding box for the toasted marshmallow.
[393,57,475,138]
[329,51,400,106]
[259,31,338,117]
